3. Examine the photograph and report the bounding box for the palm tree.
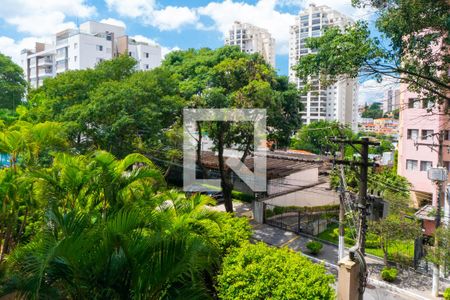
[3,193,222,299]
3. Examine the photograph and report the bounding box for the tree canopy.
[217,242,335,300]
[0,53,27,110]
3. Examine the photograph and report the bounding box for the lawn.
[317,223,415,265]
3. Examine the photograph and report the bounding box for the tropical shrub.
[443,287,450,300]
[208,213,252,254]
[1,192,227,299]
[306,241,323,255]
[381,267,398,282]
[217,242,335,300]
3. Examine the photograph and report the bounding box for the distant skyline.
[0,0,390,103]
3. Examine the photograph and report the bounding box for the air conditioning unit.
[427,167,448,182]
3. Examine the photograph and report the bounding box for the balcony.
[38,57,53,66]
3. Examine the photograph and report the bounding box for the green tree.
[291,120,354,155]
[361,102,383,119]
[371,214,422,266]
[164,47,302,212]
[21,55,182,157]
[426,225,450,271]
[217,242,335,300]
[295,0,449,106]
[0,121,67,261]
[0,53,27,110]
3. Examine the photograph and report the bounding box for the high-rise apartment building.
[225,21,276,68]
[289,4,358,130]
[383,88,400,115]
[20,21,162,88]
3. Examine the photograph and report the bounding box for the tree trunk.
[196,121,208,179]
[217,123,233,213]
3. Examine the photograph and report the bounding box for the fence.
[263,203,339,236]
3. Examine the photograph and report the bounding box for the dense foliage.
[0,48,342,299]
[361,102,383,119]
[291,120,354,155]
[217,242,335,300]
[0,53,27,110]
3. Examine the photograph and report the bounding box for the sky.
[0,0,396,104]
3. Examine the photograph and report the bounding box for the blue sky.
[0,0,393,103]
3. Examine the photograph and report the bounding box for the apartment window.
[74,56,77,62]
[420,161,433,171]
[422,99,433,109]
[406,159,418,171]
[421,129,433,140]
[96,45,103,51]
[407,129,419,140]
[145,52,149,58]
[408,98,420,109]
[145,64,149,70]
[444,130,450,141]
[74,43,78,49]
[444,161,450,172]
[96,58,104,63]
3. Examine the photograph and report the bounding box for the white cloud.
[100,18,127,28]
[0,0,95,36]
[150,6,198,31]
[105,0,155,18]
[198,0,295,55]
[131,35,181,58]
[106,0,197,31]
[0,36,52,66]
[358,77,400,105]
[277,0,373,20]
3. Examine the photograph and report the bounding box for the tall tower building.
[383,88,401,115]
[20,21,162,88]
[225,21,276,68]
[289,4,358,130]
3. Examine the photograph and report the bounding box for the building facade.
[20,21,162,88]
[383,88,400,115]
[397,87,450,208]
[289,4,358,130]
[359,118,399,136]
[225,21,276,68]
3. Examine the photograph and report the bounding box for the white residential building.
[20,21,162,88]
[289,4,358,130]
[225,21,276,68]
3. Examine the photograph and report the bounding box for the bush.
[208,213,252,254]
[231,191,254,203]
[306,241,323,255]
[217,242,335,300]
[381,267,398,282]
[444,287,450,300]
[365,232,380,248]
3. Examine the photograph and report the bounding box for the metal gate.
[263,203,338,236]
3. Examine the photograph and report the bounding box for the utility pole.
[333,137,379,300]
[338,144,346,260]
[415,130,448,297]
